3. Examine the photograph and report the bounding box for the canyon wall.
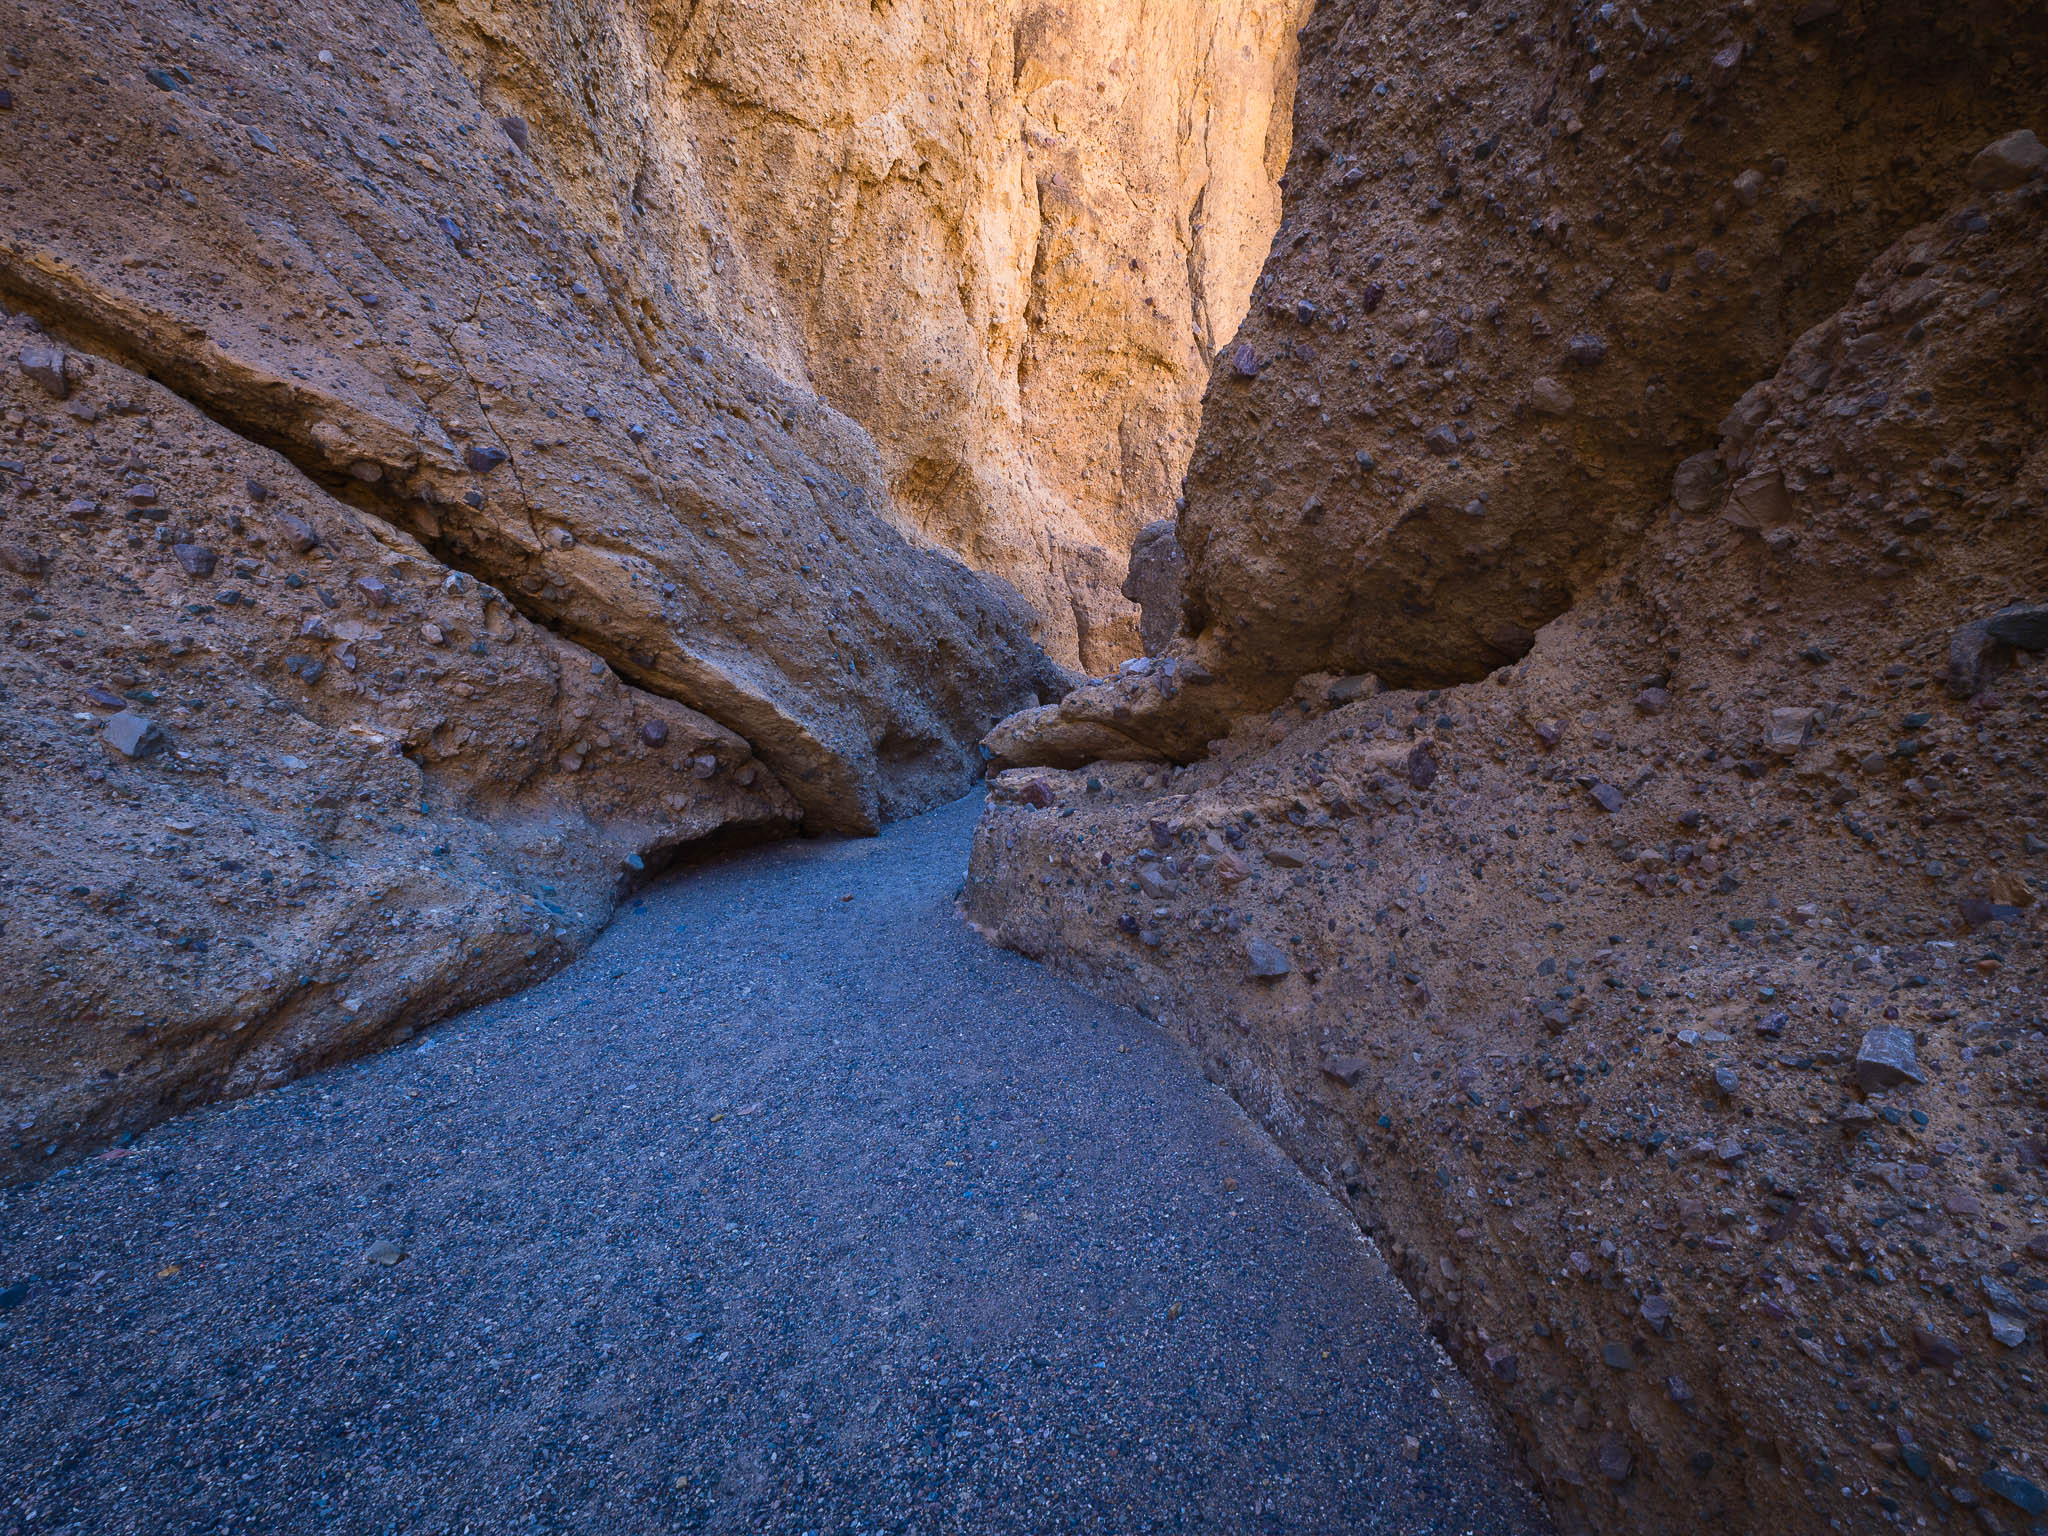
[1,344,799,1182]
[0,0,1304,1177]
[973,2,2048,1534]
[430,0,1311,674]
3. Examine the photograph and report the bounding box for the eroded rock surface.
[972,31,2048,1536]
[441,0,1311,673]
[0,0,1328,1171]
[1122,518,1189,657]
[10,0,1316,1169]
[0,345,798,1181]
[1034,0,2048,757]
[0,0,1119,836]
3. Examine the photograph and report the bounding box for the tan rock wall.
[426,0,1311,674]
[967,1,2048,1527]
[0,0,1306,1173]
[0,0,1086,836]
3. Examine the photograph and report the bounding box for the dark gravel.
[0,793,1549,1536]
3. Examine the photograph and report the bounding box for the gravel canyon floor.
[0,793,1547,1536]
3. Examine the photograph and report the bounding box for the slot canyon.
[2,0,2045,1533]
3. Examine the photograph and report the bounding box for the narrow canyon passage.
[7,0,2044,1529]
[0,794,1546,1536]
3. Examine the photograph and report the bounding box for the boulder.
[981,703,1161,772]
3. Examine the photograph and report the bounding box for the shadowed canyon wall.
[973,2,2048,1534]
[0,0,1306,1178]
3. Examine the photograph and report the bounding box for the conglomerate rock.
[1029,0,2048,758]
[971,84,2048,1536]
[1,344,797,1182]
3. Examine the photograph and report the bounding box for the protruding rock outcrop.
[969,3,2048,1530]
[1121,519,1188,657]
[974,161,2048,1536]
[1005,0,2048,761]
[0,344,797,1180]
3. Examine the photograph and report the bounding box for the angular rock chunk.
[1136,866,1179,899]
[1406,741,1438,790]
[1526,375,1575,415]
[1912,1327,1962,1368]
[102,711,167,758]
[1244,937,1291,979]
[1321,1055,1368,1087]
[1981,1467,2047,1517]
[1725,470,1794,530]
[1122,520,1188,657]
[1985,603,2048,651]
[172,543,217,577]
[1949,618,1999,698]
[1854,1026,1923,1091]
[277,513,319,553]
[16,343,71,400]
[1671,451,1726,513]
[1968,129,2048,191]
[1326,674,1378,706]
[1765,707,1821,754]
[1565,334,1608,367]
[0,543,47,577]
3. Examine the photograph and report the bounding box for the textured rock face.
[1032,0,2048,756]
[968,6,2048,1532]
[0,346,797,1182]
[1122,518,1188,657]
[429,0,1310,674]
[0,0,1096,837]
[0,0,1307,1170]
[973,174,2048,1536]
